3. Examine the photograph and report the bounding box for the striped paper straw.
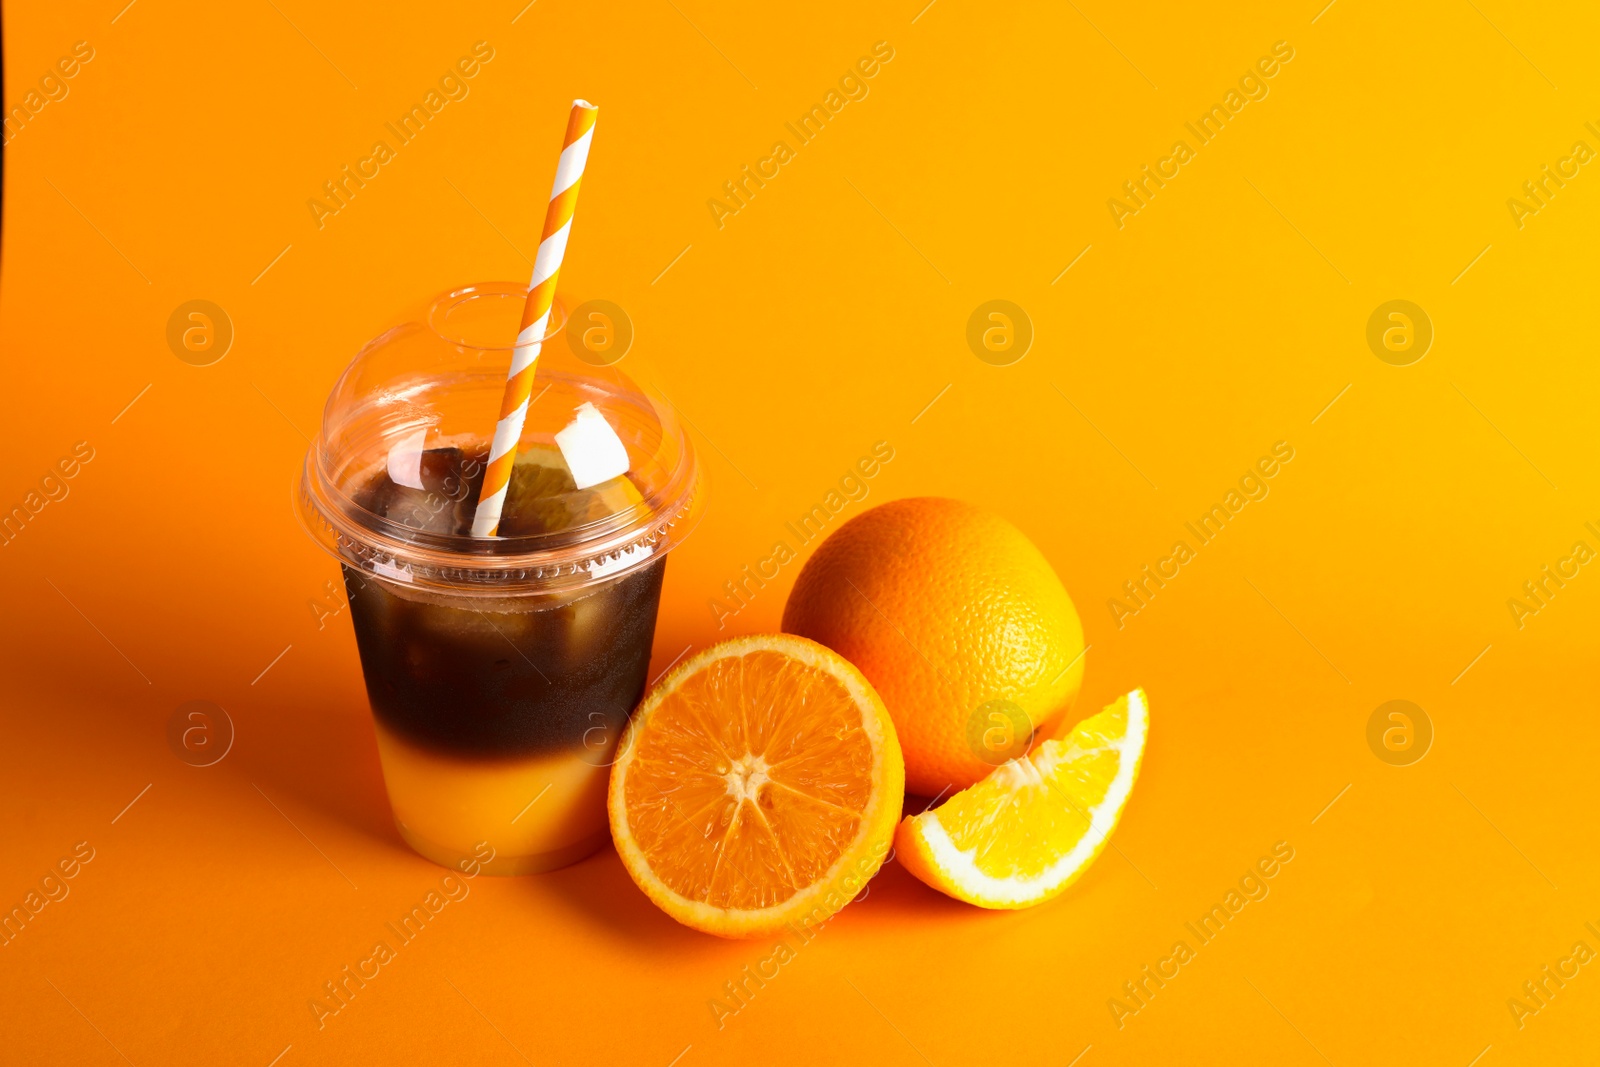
[471,99,599,537]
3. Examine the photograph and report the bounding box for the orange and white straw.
[472,99,599,537]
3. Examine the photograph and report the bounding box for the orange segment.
[608,634,904,937]
[896,689,1148,909]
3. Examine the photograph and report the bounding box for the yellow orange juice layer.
[374,722,613,875]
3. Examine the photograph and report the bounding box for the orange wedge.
[608,634,905,939]
[896,689,1148,910]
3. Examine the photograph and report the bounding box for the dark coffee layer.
[343,449,665,759]
[343,559,664,760]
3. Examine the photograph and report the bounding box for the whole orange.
[781,497,1085,796]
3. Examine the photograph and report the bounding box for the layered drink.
[298,282,702,875]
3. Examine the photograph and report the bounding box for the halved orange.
[608,634,905,938]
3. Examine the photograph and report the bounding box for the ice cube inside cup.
[556,401,631,491]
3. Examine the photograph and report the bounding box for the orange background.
[4,0,1598,1063]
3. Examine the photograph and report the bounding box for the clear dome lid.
[297,282,703,597]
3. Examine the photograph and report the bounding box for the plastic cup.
[297,282,703,875]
